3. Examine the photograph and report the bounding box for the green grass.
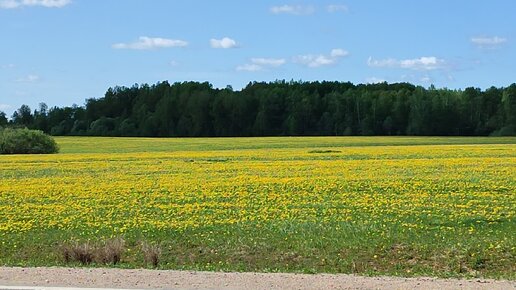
[0,136,515,279]
[55,136,516,154]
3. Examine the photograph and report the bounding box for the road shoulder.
[0,267,514,290]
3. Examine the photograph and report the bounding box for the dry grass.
[61,237,125,265]
[97,237,125,265]
[141,242,161,268]
[62,241,94,265]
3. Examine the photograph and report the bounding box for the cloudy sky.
[1,0,515,116]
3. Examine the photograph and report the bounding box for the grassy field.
[0,136,515,278]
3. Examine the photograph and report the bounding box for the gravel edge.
[0,267,515,290]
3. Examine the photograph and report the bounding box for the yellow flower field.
[0,137,515,277]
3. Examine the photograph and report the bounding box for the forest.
[1,80,515,136]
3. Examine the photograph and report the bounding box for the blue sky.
[1,0,515,116]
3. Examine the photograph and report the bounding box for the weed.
[62,241,94,265]
[142,242,162,268]
[62,238,124,265]
[97,237,125,265]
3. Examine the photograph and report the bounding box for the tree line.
[2,80,515,136]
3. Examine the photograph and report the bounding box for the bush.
[97,237,125,265]
[0,128,59,154]
[62,241,94,265]
[61,237,125,266]
[141,241,162,268]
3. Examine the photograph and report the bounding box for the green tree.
[12,104,34,127]
[500,83,516,135]
[0,111,7,127]
[16,80,511,137]
[33,103,49,133]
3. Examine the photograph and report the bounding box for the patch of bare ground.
[0,267,514,290]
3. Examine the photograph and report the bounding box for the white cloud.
[236,64,262,72]
[367,56,446,70]
[367,57,398,68]
[295,55,335,67]
[237,57,287,72]
[250,58,286,67]
[0,0,71,9]
[365,77,387,84]
[420,76,432,83]
[0,104,11,111]
[112,36,188,50]
[330,48,349,58]
[210,37,238,49]
[270,5,314,15]
[327,4,348,13]
[471,36,507,48]
[294,48,349,68]
[16,74,40,82]
[400,57,444,70]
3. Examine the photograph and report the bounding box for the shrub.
[0,128,59,154]
[61,237,125,265]
[141,241,162,268]
[97,237,125,265]
[62,241,94,265]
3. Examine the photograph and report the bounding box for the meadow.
[0,136,515,278]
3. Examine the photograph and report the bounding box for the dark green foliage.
[0,128,59,154]
[308,149,342,153]
[11,104,33,127]
[0,111,8,127]
[6,81,516,136]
